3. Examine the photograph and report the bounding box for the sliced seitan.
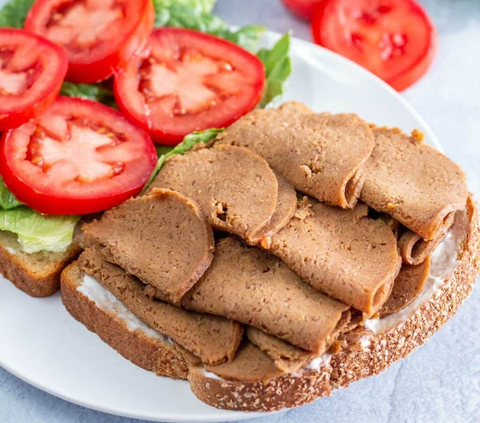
[150,145,278,243]
[398,211,456,266]
[361,127,468,241]
[183,237,350,353]
[82,188,214,305]
[379,257,431,317]
[215,101,374,208]
[204,341,285,383]
[78,246,243,365]
[246,326,314,373]
[248,173,297,245]
[266,198,402,315]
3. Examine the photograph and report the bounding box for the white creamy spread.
[199,369,223,380]
[364,225,462,334]
[306,353,332,370]
[78,274,171,343]
[5,246,17,255]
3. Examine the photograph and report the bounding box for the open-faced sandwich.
[0,0,477,415]
[61,102,479,411]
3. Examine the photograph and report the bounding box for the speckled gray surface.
[1,0,479,422]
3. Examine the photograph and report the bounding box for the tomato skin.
[114,28,266,145]
[311,0,437,92]
[0,97,157,215]
[24,0,155,84]
[281,0,323,20]
[0,29,68,131]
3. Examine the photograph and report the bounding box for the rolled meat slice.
[83,188,214,305]
[78,246,243,365]
[150,145,278,243]
[246,327,314,373]
[361,127,468,241]
[266,198,402,315]
[215,101,374,208]
[379,258,431,317]
[247,173,297,245]
[183,237,350,353]
[398,211,456,265]
[203,341,286,383]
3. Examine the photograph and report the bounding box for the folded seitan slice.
[183,237,350,353]
[361,127,468,241]
[78,246,242,365]
[246,327,315,374]
[379,257,431,317]
[215,101,374,209]
[398,212,456,265]
[204,341,285,383]
[82,188,214,305]
[266,198,402,315]
[149,145,278,243]
[247,173,297,245]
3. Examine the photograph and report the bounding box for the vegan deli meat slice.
[379,258,431,317]
[83,189,214,305]
[267,199,401,315]
[246,327,315,374]
[183,237,350,353]
[361,127,468,241]
[398,212,456,266]
[78,247,242,365]
[215,102,374,208]
[248,173,297,245]
[150,145,278,243]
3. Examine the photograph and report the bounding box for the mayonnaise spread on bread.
[79,274,172,343]
[364,225,461,334]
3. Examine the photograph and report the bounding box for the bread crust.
[0,241,80,297]
[60,197,480,412]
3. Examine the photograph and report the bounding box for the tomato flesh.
[114,28,266,145]
[25,0,154,83]
[0,29,67,131]
[0,97,157,215]
[311,0,437,91]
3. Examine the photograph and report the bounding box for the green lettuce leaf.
[257,33,292,108]
[0,207,79,254]
[143,128,224,193]
[153,0,217,14]
[154,4,265,52]
[0,0,35,28]
[60,82,117,109]
[0,177,22,210]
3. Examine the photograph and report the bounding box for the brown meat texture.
[215,101,374,208]
[267,198,402,314]
[246,327,314,373]
[247,173,297,245]
[183,237,350,353]
[150,145,278,243]
[204,341,285,383]
[361,127,468,241]
[398,211,456,265]
[82,188,214,305]
[380,258,431,317]
[77,246,243,365]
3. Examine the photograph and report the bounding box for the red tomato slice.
[0,97,157,215]
[24,0,154,84]
[0,28,67,131]
[281,0,322,20]
[311,0,437,91]
[114,28,266,145]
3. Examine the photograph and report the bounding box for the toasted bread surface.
[0,231,80,297]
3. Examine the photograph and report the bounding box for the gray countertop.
[1,0,479,422]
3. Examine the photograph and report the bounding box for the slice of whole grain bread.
[60,196,480,412]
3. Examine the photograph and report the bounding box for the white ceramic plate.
[0,30,441,423]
